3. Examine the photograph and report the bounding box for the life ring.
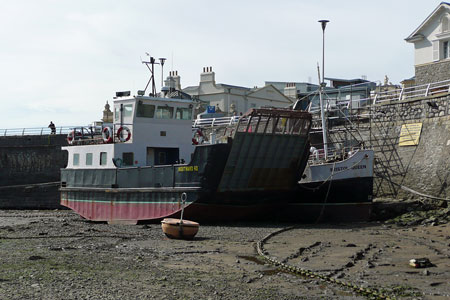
[117,126,131,142]
[192,129,204,145]
[102,127,113,143]
[67,130,75,145]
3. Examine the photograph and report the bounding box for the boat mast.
[318,19,329,160]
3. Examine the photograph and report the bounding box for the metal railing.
[0,126,76,137]
[193,116,240,128]
[308,78,450,114]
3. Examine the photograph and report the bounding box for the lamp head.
[318,20,329,31]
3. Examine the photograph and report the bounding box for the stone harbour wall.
[332,93,450,200]
[0,135,68,209]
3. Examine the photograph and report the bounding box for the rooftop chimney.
[200,66,215,84]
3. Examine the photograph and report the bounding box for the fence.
[0,126,76,137]
[309,78,450,114]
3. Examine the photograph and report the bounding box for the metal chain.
[256,227,396,300]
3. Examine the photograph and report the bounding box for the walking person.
[48,121,56,134]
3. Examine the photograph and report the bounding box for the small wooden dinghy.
[161,218,199,239]
[161,192,199,239]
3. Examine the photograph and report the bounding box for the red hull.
[62,198,372,223]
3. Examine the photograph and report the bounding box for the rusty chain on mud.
[256,226,396,300]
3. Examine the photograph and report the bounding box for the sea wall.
[329,92,450,200]
[0,135,68,209]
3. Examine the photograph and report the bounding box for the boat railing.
[67,123,133,146]
[308,145,364,165]
[193,116,240,128]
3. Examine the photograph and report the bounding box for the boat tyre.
[67,130,76,145]
[102,127,113,143]
[192,129,204,145]
[117,126,131,142]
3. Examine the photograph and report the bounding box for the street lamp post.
[318,19,329,160]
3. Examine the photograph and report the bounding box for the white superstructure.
[62,95,195,169]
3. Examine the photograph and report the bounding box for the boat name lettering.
[330,165,366,172]
[178,166,199,172]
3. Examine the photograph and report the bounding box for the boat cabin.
[62,93,195,169]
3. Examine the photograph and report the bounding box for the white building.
[405,2,450,84]
[182,67,293,116]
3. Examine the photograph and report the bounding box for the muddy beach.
[0,209,449,300]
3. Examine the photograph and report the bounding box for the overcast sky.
[0,0,439,128]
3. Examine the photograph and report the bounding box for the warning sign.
[399,123,422,146]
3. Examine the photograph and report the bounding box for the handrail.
[0,126,76,137]
[193,116,240,128]
[309,78,450,112]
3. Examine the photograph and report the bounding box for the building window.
[100,152,107,166]
[444,41,449,59]
[442,15,449,33]
[122,152,134,166]
[73,153,79,166]
[86,153,93,165]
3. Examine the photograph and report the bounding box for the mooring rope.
[256,227,396,300]
[377,175,450,203]
[0,182,60,190]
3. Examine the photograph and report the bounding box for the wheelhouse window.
[156,106,174,119]
[100,152,107,166]
[136,102,155,118]
[123,104,133,117]
[73,153,80,166]
[122,152,134,166]
[175,107,193,120]
[85,153,93,166]
[114,107,120,121]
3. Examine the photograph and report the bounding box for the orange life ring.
[192,129,204,145]
[102,127,113,143]
[117,126,131,142]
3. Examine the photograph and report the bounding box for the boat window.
[122,152,134,166]
[114,107,120,121]
[123,104,133,117]
[86,153,93,166]
[73,153,79,166]
[100,152,107,166]
[158,152,166,165]
[175,107,192,120]
[136,102,155,118]
[156,106,174,119]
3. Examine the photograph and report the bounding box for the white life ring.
[192,129,204,145]
[117,126,131,142]
[67,130,75,145]
[102,127,113,143]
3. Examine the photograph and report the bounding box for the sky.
[0,0,439,128]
